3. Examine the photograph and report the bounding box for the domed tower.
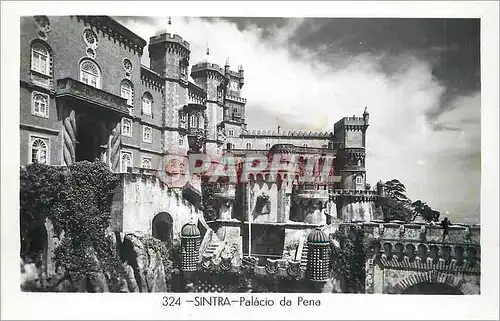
[180,222,201,272]
[306,228,331,282]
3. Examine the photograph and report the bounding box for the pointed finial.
[168,16,172,25]
[206,43,210,56]
[225,56,230,66]
[239,64,244,71]
[364,106,368,114]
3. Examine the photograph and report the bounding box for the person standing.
[441,217,452,241]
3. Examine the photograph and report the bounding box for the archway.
[75,115,107,162]
[152,212,173,246]
[401,282,463,295]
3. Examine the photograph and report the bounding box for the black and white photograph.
[1,1,499,320]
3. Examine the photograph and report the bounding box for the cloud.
[116,17,480,223]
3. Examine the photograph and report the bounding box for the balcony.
[225,93,247,104]
[56,77,129,115]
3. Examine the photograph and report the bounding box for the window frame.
[31,91,49,118]
[356,176,363,185]
[265,143,271,149]
[178,137,184,146]
[121,118,132,137]
[120,80,134,107]
[141,156,152,169]
[142,125,153,143]
[29,135,50,165]
[31,42,51,76]
[228,129,234,137]
[79,59,101,89]
[142,92,153,116]
[120,150,133,173]
[246,142,252,150]
[189,115,197,128]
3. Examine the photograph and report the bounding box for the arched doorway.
[152,212,173,246]
[75,115,107,162]
[401,282,463,295]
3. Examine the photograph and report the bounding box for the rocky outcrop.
[21,232,174,293]
[121,234,173,293]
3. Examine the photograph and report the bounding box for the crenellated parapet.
[149,32,190,58]
[363,222,481,274]
[191,62,225,81]
[242,130,332,138]
[331,189,378,202]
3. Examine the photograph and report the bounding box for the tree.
[379,179,414,222]
[411,200,440,222]
[384,179,411,204]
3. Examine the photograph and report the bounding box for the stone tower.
[148,31,191,155]
[190,48,226,157]
[333,108,369,190]
[332,108,376,222]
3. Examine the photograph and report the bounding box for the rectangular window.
[143,125,152,143]
[81,71,98,88]
[180,113,186,122]
[32,91,49,118]
[121,87,133,106]
[142,98,152,115]
[31,51,49,75]
[228,129,234,137]
[179,137,184,146]
[120,150,133,173]
[141,156,152,169]
[356,176,363,184]
[190,115,197,128]
[121,118,132,137]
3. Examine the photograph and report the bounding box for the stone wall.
[110,173,202,243]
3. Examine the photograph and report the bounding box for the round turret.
[307,228,329,244]
[180,222,201,272]
[181,222,200,237]
[306,228,330,282]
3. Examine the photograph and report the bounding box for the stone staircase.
[204,241,222,258]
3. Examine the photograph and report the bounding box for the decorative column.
[180,223,201,272]
[62,109,76,166]
[306,228,331,282]
[109,121,121,172]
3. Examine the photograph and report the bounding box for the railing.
[56,77,129,114]
[225,94,247,104]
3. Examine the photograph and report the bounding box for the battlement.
[191,62,225,76]
[361,222,480,245]
[241,130,332,138]
[149,33,190,51]
[334,116,366,127]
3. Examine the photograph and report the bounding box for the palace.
[20,16,480,294]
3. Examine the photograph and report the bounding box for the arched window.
[32,92,49,118]
[31,42,51,76]
[80,59,101,88]
[120,80,134,107]
[30,137,48,164]
[265,143,271,149]
[303,143,308,147]
[246,142,252,150]
[142,92,153,116]
[120,150,133,172]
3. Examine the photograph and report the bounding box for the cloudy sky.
[115,16,480,223]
